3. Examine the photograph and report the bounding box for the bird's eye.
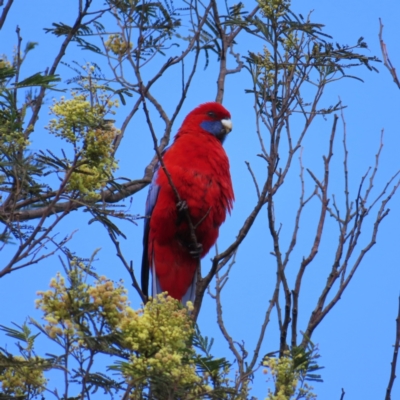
[207,111,217,118]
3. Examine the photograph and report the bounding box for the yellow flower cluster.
[264,354,297,400]
[105,34,133,56]
[47,72,120,199]
[283,32,299,51]
[67,123,119,199]
[35,267,87,339]
[0,57,12,70]
[258,0,291,19]
[35,262,129,340]
[88,275,129,328]
[0,127,30,151]
[118,294,201,391]
[258,46,275,88]
[0,356,47,397]
[263,352,316,400]
[47,95,95,143]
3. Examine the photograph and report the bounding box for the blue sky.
[1,0,400,398]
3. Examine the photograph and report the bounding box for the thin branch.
[0,0,13,30]
[248,271,281,372]
[379,18,400,89]
[245,161,261,200]
[364,129,384,204]
[303,174,400,344]
[108,232,146,303]
[292,116,337,347]
[214,261,244,376]
[340,98,350,214]
[385,296,400,400]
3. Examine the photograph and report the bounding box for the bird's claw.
[189,243,203,259]
[177,200,188,212]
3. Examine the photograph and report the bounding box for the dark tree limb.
[0,178,151,222]
[385,296,400,400]
[0,0,13,30]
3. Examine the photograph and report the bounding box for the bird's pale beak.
[221,119,233,134]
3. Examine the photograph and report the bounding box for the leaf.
[82,371,124,393]
[87,209,127,239]
[36,149,71,170]
[194,354,230,375]
[306,373,324,382]
[74,36,103,54]
[0,323,29,343]
[14,73,62,90]
[44,22,74,37]
[24,41,38,55]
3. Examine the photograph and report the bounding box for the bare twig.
[290,148,316,347]
[385,296,400,400]
[245,161,261,200]
[303,173,400,344]
[214,260,244,374]
[0,0,13,30]
[379,18,400,89]
[248,272,282,372]
[108,231,146,304]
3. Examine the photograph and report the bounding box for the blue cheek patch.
[200,121,226,143]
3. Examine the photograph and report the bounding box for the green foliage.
[192,326,236,399]
[245,0,379,118]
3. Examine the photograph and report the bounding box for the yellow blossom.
[0,356,47,397]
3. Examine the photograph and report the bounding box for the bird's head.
[179,102,232,143]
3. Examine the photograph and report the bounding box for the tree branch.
[379,18,400,89]
[0,0,13,30]
[385,296,400,400]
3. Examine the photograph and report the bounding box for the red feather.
[143,102,234,301]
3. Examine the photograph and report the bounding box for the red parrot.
[141,102,234,303]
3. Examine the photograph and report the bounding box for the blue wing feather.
[141,163,161,297]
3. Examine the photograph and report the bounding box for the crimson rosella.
[141,102,234,303]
